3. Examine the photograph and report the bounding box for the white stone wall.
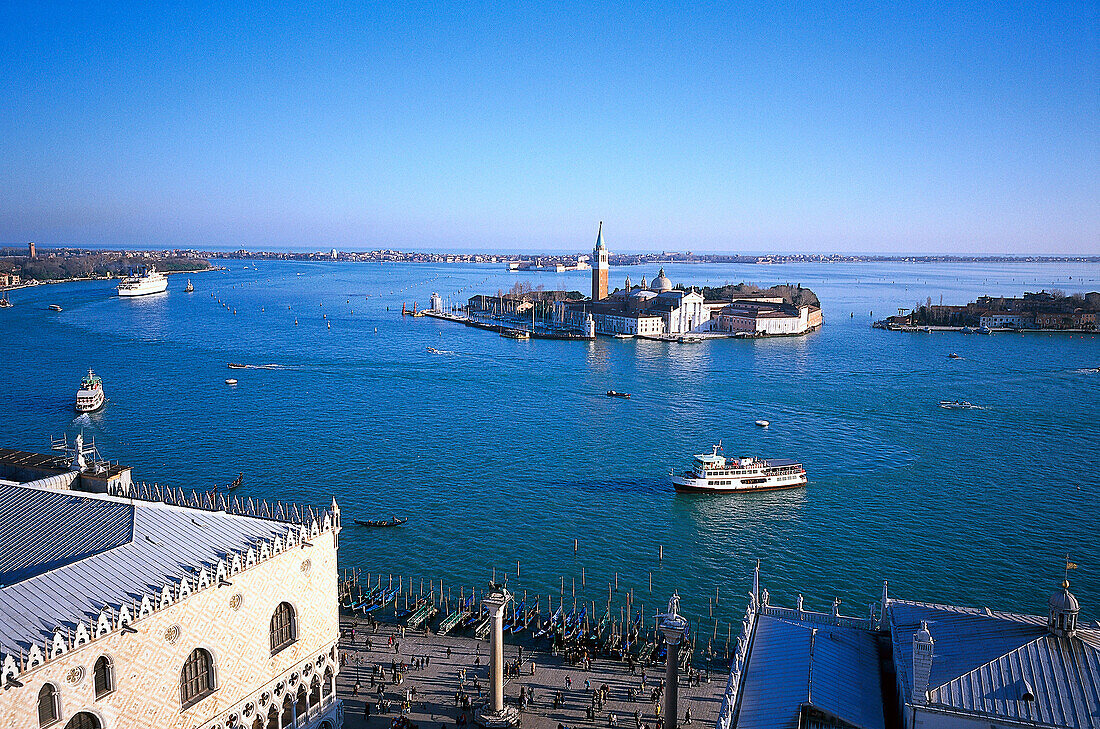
[0,528,340,729]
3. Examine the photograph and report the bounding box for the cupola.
[1048,579,1080,637]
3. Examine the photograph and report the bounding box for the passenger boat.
[227,363,248,369]
[225,378,238,385]
[74,369,105,413]
[353,517,408,528]
[48,304,63,312]
[671,444,806,493]
[117,265,169,297]
[606,390,630,398]
[184,279,194,293]
[501,329,530,339]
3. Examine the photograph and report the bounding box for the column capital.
[483,585,512,612]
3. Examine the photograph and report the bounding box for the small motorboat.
[755,420,769,428]
[225,378,238,385]
[606,390,630,398]
[227,363,248,369]
[939,400,980,409]
[501,329,530,339]
[354,517,408,528]
[948,353,961,359]
[184,279,194,293]
[977,326,993,335]
[48,304,63,312]
[612,333,634,339]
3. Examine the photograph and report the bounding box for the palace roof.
[0,482,336,665]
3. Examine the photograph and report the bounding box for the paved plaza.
[337,617,728,729]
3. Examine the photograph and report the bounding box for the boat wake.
[1073,367,1100,374]
[425,347,456,355]
[227,363,285,370]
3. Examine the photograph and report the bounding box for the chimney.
[911,621,934,704]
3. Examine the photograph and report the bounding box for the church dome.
[651,268,673,293]
[1048,579,1080,637]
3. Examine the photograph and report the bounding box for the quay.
[336,616,725,729]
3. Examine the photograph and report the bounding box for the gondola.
[228,473,243,491]
[354,517,408,528]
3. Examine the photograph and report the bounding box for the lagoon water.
[1,260,1098,632]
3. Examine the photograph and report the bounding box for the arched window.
[266,705,278,729]
[310,676,321,707]
[281,694,294,725]
[322,667,333,697]
[64,714,101,729]
[270,602,297,654]
[38,683,60,727]
[252,717,263,729]
[93,655,114,698]
[180,648,216,707]
[296,684,308,714]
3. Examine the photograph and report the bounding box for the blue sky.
[0,2,1097,254]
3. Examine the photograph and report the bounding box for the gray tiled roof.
[0,483,291,653]
[736,614,885,729]
[890,600,1100,728]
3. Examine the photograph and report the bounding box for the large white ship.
[672,444,806,493]
[75,369,105,413]
[117,265,169,297]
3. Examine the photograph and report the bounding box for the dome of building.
[1050,580,1081,613]
[651,268,673,293]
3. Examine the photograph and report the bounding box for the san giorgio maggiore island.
[415,224,823,341]
[0,436,1097,729]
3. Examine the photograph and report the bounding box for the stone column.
[478,586,519,727]
[659,595,689,729]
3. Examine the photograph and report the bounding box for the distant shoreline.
[0,266,222,292]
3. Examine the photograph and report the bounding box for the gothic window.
[180,648,216,707]
[252,718,263,729]
[93,655,114,698]
[64,714,101,729]
[323,667,333,696]
[296,684,308,714]
[38,683,60,727]
[266,705,279,729]
[310,676,321,707]
[270,602,297,654]
[281,694,294,725]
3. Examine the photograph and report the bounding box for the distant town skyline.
[1,2,1097,254]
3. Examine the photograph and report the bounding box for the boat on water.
[671,444,806,493]
[755,420,769,428]
[227,473,243,490]
[961,326,975,334]
[117,265,169,297]
[948,353,961,359]
[48,304,63,312]
[225,378,238,385]
[977,326,993,335]
[678,336,703,343]
[606,390,630,398]
[354,517,408,528]
[501,329,530,339]
[74,369,105,413]
[939,400,981,409]
[184,279,194,293]
[227,363,248,369]
[0,293,11,308]
[612,333,634,339]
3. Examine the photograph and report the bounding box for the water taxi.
[672,444,806,493]
[225,378,238,385]
[939,400,981,409]
[48,304,63,312]
[75,369,105,413]
[117,265,168,297]
[755,420,769,427]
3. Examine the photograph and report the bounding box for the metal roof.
[0,483,292,653]
[889,600,1100,728]
[735,614,885,729]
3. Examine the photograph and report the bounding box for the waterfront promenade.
[337,616,726,729]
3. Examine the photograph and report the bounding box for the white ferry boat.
[75,369,105,412]
[671,444,806,493]
[117,265,168,297]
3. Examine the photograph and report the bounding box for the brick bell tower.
[591,221,609,301]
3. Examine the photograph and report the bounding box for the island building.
[718,565,1097,729]
[0,442,343,729]
[29,242,36,259]
[543,224,822,337]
